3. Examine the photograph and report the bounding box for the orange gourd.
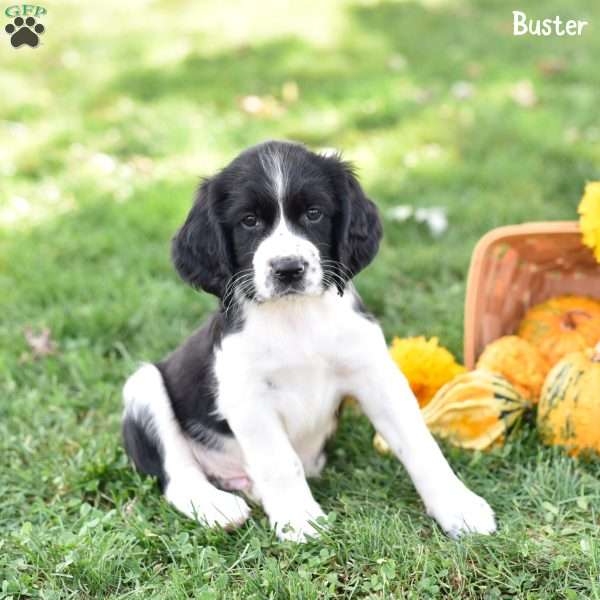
[373,370,529,453]
[537,343,600,456]
[518,295,600,366]
[476,336,549,402]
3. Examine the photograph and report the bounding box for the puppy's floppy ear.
[336,162,383,281]
[171,178,231,298]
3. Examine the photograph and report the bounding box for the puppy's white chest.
[214,290,372,460]
[263,357,340,440]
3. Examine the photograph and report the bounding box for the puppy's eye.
[241,214,260,228]
[306,207,323,222]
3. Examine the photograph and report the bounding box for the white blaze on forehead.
[259,146,288,203]
[264,215,303,254]
[252,143,324,300]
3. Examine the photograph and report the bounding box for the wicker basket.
[464,221,600,369]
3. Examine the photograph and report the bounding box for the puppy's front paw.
[271,502,326,543]
[426,483,496,539]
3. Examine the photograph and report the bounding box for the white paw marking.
[426,484,497,539]
[166,482,251,530]
[271,502,326,543]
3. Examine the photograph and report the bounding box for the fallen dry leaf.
[128,155,154,175]
[239,95,264,114]
[511,80,538,108]
[564,127,579,144]
[413,88,433,104]
[281,81,299,103]
[387,53,407,71]
[451,81,474,100]
[466,62,483,79]
[238,94,284,118]
[537,57,567,77]
[24,326,57,358]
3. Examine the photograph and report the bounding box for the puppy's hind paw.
[166,483,252,531]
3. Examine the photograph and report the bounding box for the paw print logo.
[5,16,45,48]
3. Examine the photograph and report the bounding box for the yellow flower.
[578,181,600,262]
[389,336,466,408]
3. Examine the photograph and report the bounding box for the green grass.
[2,0,600,597]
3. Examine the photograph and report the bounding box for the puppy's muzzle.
[270,256,307,288]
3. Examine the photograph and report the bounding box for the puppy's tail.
[122,364,169,490]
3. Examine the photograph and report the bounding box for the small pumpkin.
[373,370,529,453]
[537,343,600,456]
[476,335,549,402]
[422,370,529,450]
[518,295,600,366]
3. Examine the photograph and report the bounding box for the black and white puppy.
[122,140,496,542]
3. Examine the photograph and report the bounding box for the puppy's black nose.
[271,257,306,283]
